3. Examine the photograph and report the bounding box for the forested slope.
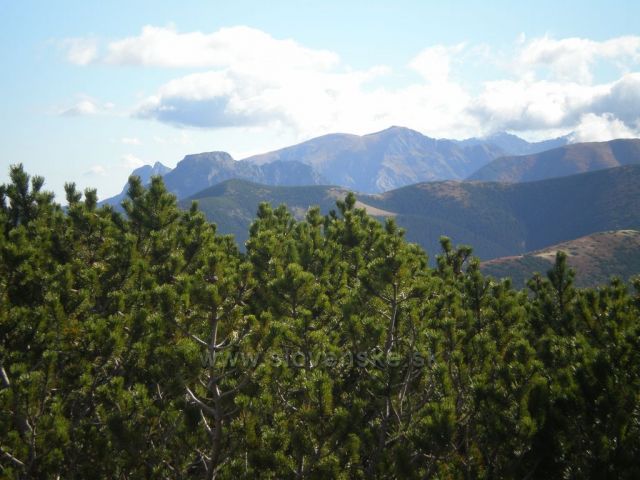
[185,165,640,259]
[1,165,640,479]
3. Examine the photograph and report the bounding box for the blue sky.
[2,0,640,200]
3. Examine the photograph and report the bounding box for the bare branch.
[200,409,213,436]
[0,365,10,388]
[186,387,216,417]
[0,447,25,468]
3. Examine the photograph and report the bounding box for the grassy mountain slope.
[183,165,640,259]
[480,230,640,288]
[468,138,640,182]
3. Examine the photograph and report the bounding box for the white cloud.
[99,25,339,71]
[132,34,640,140]
[468,72,640,137]
[133,59,390,135]
[570,113,640,142]
[410,44,465,84]
[468,79,606,132]
[135,70,268,128]
[516,35,640,83]
[121,153,145,169]
[121,137,142,145]
[62,27,640,142]
[591,72,640,123]
[62,38,98,65]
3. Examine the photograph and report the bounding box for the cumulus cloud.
[516,35,640,83]
[591,73,640,124]
[468,79,606,131]
[468,72,640,136]
[133,59,389,133]
[134,70,277,128]
[571,113,640,142]
[62,27,640,141]
[410,44,465,84]
[97,25,339,71]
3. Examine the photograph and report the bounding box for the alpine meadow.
[2,1,640,479]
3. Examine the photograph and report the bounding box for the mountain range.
[104,127,569,206]
[244,127,572,192]
[246,127,523,192]
[102,126,640,285]
[180,164,640,261]
[106,134,640,208]
[160,152,325,198]
[455,131,568,155]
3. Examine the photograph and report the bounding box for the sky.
[2,0,640,200]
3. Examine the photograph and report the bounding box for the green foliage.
[1,166,639,479]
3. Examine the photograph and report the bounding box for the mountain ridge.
[181,164,640,260]
[101,160,172,207]
[103,152,325,206]
[243,126,509,192]
[468,138,640,182]
[105,127,637,208]
[480,230,640,288]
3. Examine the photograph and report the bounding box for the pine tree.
[3,167,640,478]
